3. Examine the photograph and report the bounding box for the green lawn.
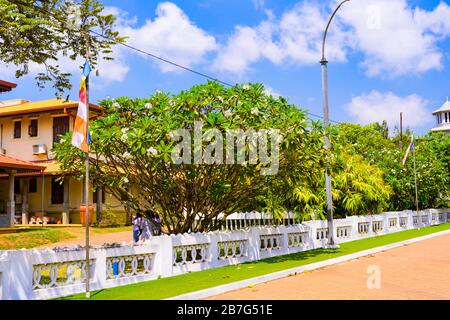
[0,228,75,250]
[0,226,130,250]
[61,223,450,300]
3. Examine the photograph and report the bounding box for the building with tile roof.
[0,81,125,227]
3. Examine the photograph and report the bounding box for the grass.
[60,222,450,300]
[0,226,131,250]
[0,228,75,250]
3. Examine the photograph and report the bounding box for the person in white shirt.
[132,212,143,242]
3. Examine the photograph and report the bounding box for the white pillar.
[7,170,16,227]
[21,178,29,225]
[62,178,70,224]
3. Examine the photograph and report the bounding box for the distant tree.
[334,123,450,210]
[0,0,125,95]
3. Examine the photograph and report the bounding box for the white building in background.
[432,97,450,134]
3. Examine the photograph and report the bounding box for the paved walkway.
[208,233,450,300]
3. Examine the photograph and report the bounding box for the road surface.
[208,233,450,300]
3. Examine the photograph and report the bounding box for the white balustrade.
[217,240,248,259]
[358,222,370,234]
[0,208,448,300]
[372,221,383,233]
[32,259,93,290]
[287,232,305,248]
[316,228,328,240]
[400,217,408,227]
[106,254,154,280]
[389,218,398,228]
[173,243,209,266]
[260,234,282,251]
[336,226,351,238]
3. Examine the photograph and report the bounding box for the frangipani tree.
[54,82,325,233]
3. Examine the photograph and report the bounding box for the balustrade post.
[93,248,106,290]
[8,250,33,300]
[247,226,260,261]
[208,231,219,267]
[153,235,173,278]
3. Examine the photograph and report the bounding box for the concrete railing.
[0,208,448,300]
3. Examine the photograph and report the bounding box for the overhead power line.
[90,31,339,124]
[9,0,339,123]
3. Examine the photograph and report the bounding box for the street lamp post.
[320,0,350,248]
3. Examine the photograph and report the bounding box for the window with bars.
[28,119,38,137]
[13,121,21,139]
[53,116,70,144]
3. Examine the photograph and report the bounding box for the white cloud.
[213,0,450,78]
[414,2,450,38]
[346,90,431,131]
[339,0,443,77]
[263,85,281,98]
[213,3,350,75]
[212,12,283,75]
[120,2,217,73]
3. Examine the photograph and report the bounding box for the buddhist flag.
[402,135,414,166]
[72,60,92,152]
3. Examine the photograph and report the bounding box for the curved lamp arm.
[321,0,350,63]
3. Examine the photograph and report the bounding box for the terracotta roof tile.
[0,154,45,171]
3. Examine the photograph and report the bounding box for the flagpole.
[412,137,420,229]
[84,50,91,299]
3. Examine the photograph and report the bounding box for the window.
[53,116,69,144]
[93,188,106,204]
[51,178,64,204]
[13,121,21,139]
[28,119,38,137]
[29,178,37,193]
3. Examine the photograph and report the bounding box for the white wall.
[0,208,448,300]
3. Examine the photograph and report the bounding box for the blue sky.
[1,0,450,135]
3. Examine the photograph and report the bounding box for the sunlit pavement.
[208,233,450,300]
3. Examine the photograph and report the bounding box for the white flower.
[251,108,260,115]
[224,110,233,117]
[123,177,129,184]
[121,134,128,142]
[122,152,131,159]
[121,128,129,133]
[112,102,121,109]
[145,102,152,109]
[147,147,158,156]
[242,84,250,90]
[218,96,224,102]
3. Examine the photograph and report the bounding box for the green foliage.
[334,123,450,211]
[0,0,125,96]
[54,81,324,233]
[53,81,449,232]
